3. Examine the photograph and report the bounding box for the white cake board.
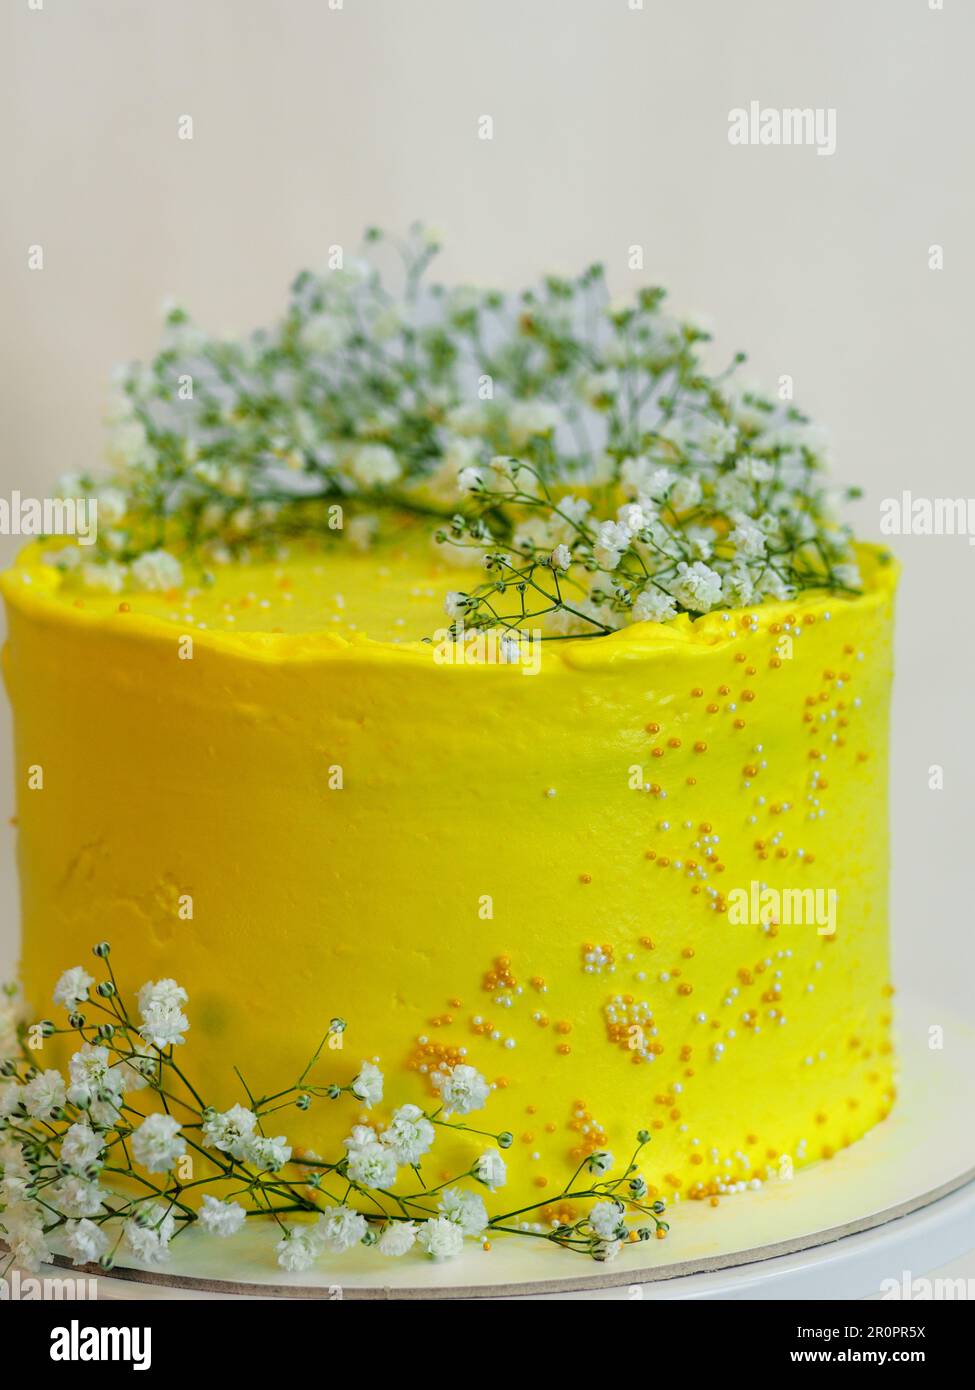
[27,994,975,1300]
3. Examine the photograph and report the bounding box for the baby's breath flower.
[81,560,127,594]
[381,1103,435,1166]
[317,1205,368,1252]
[60,1121,104,1174]
[670,561,723,614]
[245,1134,292,1173]
[438,1187,488,1237]
[48,1174,107,1218]
[123,1203,177,1265]
[0,1079,21,1117]
[53,966,95,1011]
[23,1068,65,1120]
[593,520,631,569]
[344,1124,399,1188]
[444,590,469,620]
[3,1201,52,1272]
[588,1199,627,1242]
[350,1060,384,1108]
[417,1215,465,1261]
[433,1063,490,1117]
[202,1103,257,1159]
[472,1151,507,1194]
[64,1217,110,1267]
[632,588,678,624]
[136,979,189,1049]
[276,1224,321,1272]
[377,1220,418,1256]
[729,514,767,559]
[130,549,182,593]
[131,1113,186,1173]
[198,1195,247,1237]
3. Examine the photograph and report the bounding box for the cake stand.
[26,995,975,1300]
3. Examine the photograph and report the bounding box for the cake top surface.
[2,533,896,668]
[2,522,448,645]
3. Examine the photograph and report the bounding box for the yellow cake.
[1,526,897,1211]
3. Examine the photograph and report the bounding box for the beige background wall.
[0,0,971,1190]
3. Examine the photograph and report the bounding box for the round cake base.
[32,994,975,1301]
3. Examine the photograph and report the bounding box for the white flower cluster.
[2,949,666,1280]
[275,1183,493,1270]
[42,228,859,638]
[443,403,860,637]
[2,951,575,1279]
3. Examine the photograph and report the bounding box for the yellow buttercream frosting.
[1,530,897,1211]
